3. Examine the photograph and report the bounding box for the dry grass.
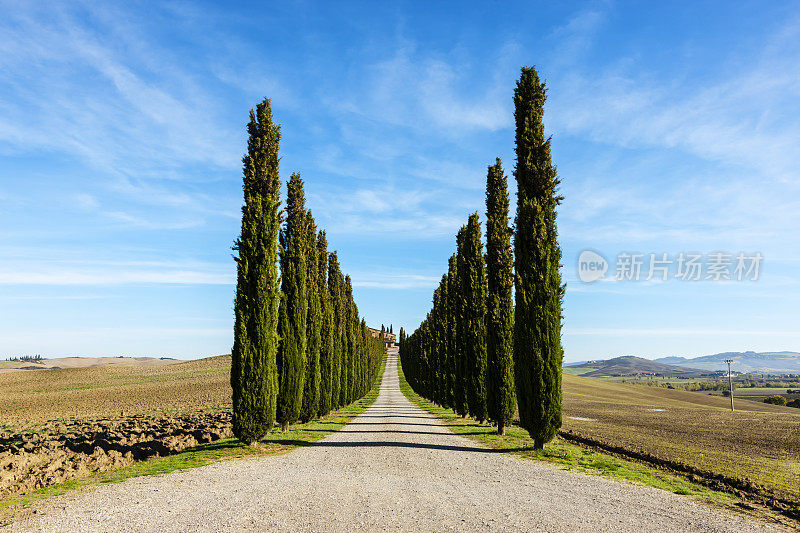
[0,356,231,430]
[562,374,800,505]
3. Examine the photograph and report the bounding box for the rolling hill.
[564,356,708,378]
[654,351,800,374]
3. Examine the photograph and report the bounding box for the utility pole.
[724,359,734,412]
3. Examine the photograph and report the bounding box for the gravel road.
[6,350,778,532]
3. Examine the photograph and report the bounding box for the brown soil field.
[0,356,181,373]
[0,355,231,429]
[0,355,234,499]
[0,412,231,498]
[561,374,800,512]
[0,356,231,498]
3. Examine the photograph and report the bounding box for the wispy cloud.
[565,327,800,337]
[351,272,441,290]
[547,12,800,180]
[544,7,800,250]
[0,4,241,175]
[0,249,233,285]
[0,269,232,286]
[331,42,515,135]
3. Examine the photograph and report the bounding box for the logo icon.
[577,250,608,282]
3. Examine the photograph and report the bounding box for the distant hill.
[567,356,708,378]
[654,351,800,374]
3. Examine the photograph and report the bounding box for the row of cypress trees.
[231,98,385,444]
[399,66,565,449]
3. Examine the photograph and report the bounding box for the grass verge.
[395,358,792,528]
[1,354,387,526]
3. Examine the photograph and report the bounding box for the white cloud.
[73,193,100,210]
[547,15,800,180]
[351,272,441,290]
[0,269,232,286]
[565,327,800,337]
[0,4,241,176]
[330,40,516,136]
[0,249,233,285]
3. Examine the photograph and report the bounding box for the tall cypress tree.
[360,318,369,397]
[513,66,565,449]
[276,173,308,432]
[344,275,356,404]
[300,212,321,422]
[485,158,516,435]
[328,252,343,409]
[462,213,488,422]
[336,269,348,408]
[318,232,334,417]
[445,254,458,409]
[431,281,445,406]
[453,227,469,417]
[231,98,282,445]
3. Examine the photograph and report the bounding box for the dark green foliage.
[337,269,349,408]
[764,395,787,406]
[300,213,321,422]
[513,66,565,449]
[485,158,516,435]
[462,213,488,422]
[431,281,445,406]
[453,226,469,417]
[276,173,309,430]
[328,252,343,409]
[444,255,458,409]
[231,98,281,445]
[344,275,356,405]
[317,232,334,417]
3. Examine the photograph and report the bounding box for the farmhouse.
[368,326,396,348]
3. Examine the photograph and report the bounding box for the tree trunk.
[533,438,544,450]
[497,422,505,436]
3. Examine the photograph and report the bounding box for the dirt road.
[6,350,778,532]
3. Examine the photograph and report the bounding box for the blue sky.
[1,1,799,362]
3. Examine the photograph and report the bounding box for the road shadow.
[313,429,454,436]
[257,436,533,455]
[307,440,531,453]
[345,421,448,427]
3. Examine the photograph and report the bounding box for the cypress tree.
[276,173,308,431]
[328,252,343,409]
[300,213,321,422]
[337,269,349,408]
[344,275,356,404]
[431,283,444,406]
[360,318,370,397]
[462,213,488,422]
[231,98,281,445]
[318,232,334,417]
[453,227,469,417]
[485,158,516,435]
[444,254,458,409]
[513,66,565,449]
